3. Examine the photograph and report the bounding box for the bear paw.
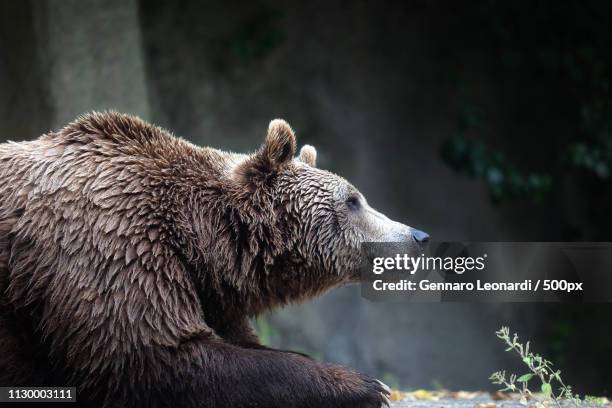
[359,376,392,407]
[325,365,392,407]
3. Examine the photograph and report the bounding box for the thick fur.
[0,112,389,407]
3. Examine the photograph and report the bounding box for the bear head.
[202,119,429,311]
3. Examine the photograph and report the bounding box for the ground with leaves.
[386,327,612,407]
[390,397,520,408]
[387,390,610,408]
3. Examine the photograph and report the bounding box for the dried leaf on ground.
[389,390,407,402]
[492,391,514,400]
[449,391,482,399]
[474,403,496,408]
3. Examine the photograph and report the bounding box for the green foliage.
[253,316,274,346]
[490,327,582,407]
[441,2,612,205]
[228,10,285,64]
[253,316,320,360]
[381,373,401,391]
[548,320,574,368]
[440,135,552,203]
[584,396,609,406]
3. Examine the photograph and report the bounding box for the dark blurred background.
[1,0,611,395]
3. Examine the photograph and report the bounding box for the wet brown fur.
[0,112,388,407]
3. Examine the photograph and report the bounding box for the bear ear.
[261,119,296,168]
[299,145,317,167]
[233,119,297,185]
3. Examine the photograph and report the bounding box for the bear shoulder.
[49,111,180,150]
[42,112,240,178]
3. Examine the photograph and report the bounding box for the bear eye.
[345,196,361,211]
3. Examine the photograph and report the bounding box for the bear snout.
[411,228,430,243]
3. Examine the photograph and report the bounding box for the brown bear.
[0,112,429,407]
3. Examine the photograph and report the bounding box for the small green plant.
[381,373,401,391]
[490,327,581,407]
[253,316,274,346]
[584,396,609,406]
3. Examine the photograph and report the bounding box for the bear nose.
[412,229,430,243]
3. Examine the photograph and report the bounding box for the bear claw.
[375,379,392,407]
[376,379,391,394]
